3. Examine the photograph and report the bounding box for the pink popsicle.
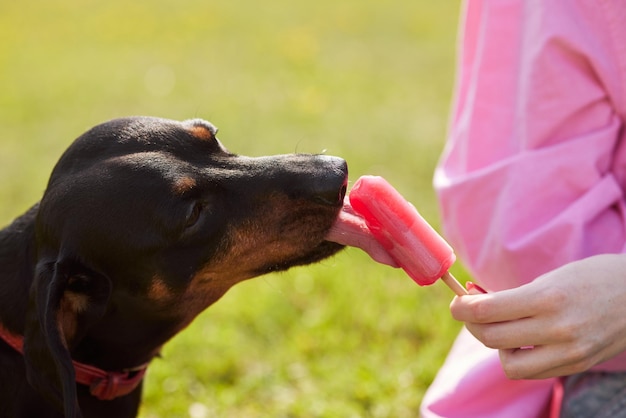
[349,176,467,296]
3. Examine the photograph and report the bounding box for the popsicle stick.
[441,271,468,296]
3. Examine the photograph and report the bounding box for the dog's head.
[23,117,348,416]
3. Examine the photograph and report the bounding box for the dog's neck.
[69,316,178,370]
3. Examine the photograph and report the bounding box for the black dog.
[0,117,348,417]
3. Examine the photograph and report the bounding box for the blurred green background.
[1,1,467,416]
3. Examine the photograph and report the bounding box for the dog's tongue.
[326,197,397,267]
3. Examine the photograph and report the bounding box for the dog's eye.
[185,202,204,228]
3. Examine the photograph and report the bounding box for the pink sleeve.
[434,0,626,291]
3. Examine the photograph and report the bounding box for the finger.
[498,346,575,379]
[465,312,576,350]
[450,282,550,324]
[498,343,598,380]
[500,331,626,380]
[466,281,488,294]
[465,317,540,349]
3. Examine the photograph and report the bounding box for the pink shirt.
[422,0,626,417]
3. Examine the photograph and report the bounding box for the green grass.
[1,1,466,416]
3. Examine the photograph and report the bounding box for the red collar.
[0,322,149,401]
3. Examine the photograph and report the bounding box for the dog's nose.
[312,156,348,207]
[313,178,347,206]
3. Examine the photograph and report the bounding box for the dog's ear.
[23,255,111,418]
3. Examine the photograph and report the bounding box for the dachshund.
[0,117,348,417]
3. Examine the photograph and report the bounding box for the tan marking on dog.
[173,176,197,195]
[188,125,215,141]
[65,291,89,313]
[148,276,175,302]
[56,291,89,347]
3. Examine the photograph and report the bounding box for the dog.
[0,116,348,418]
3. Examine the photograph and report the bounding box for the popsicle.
[348,175,467,296]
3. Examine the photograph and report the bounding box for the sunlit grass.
[1,1,464,416]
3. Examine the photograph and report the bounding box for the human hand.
[450,254,626,379]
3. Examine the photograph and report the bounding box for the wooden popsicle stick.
[441,271,468,296]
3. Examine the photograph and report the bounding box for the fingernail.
[466,281,488,294]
